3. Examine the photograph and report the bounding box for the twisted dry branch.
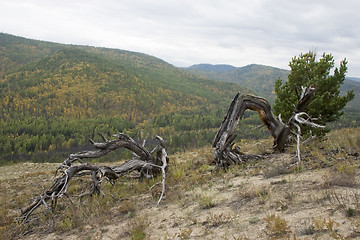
[18,133,168,224]
[212,85,324,168]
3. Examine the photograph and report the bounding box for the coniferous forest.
[1,33,359,165]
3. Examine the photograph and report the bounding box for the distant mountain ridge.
[184,63,360,110]
[348,77,360,83]
[185,63,290,102]
[186,64,236,73]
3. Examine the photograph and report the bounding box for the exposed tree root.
[213,85,324,168]
[18,133,169,224]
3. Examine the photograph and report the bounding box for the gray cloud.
[1,0,360,76]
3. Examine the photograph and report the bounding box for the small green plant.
[346,207,356,217]
[248,216,259,224]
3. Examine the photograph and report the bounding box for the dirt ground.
[1,146,360,240]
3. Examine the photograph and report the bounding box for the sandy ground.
[1,149,360,240]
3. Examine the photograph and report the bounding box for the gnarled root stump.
[213,86,323,168]
[18,133,169,224]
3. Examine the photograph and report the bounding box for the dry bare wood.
[18,133,168,224]
[212,85,324,168]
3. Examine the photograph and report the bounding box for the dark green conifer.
[274,51,354,136]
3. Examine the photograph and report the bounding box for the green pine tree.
[273,51,354,136]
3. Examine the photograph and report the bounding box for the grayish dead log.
[18,133,168,224]
[212,85,323,168]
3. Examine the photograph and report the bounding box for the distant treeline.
[0,108,275,165]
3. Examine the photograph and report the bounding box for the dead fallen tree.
[212,85,324,168]
[18,133,168,224]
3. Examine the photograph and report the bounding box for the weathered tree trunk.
[18,133,168,224]
[212,85,320,168]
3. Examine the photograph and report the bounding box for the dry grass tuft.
[322,162,358,188]
[203,213,232,228]
[238,184,270,204]
[263,213,290,238]
[127,215,149,240]
[263,164,291,179]
[198,193,217,209]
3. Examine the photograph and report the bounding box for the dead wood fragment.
[212,85,324,168]
[18,133,168,224]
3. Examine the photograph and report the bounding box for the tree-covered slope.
[0,33,251,163]
[0,33,64,76]
[1,47,240,121]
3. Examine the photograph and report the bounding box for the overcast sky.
[1,0,360,76]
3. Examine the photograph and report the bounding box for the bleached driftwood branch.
[292,112,325,163]
[18,133,169,224]
[212,85,324,168]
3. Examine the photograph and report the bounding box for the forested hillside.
[1,33,261,164]
[0,33,64,76]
